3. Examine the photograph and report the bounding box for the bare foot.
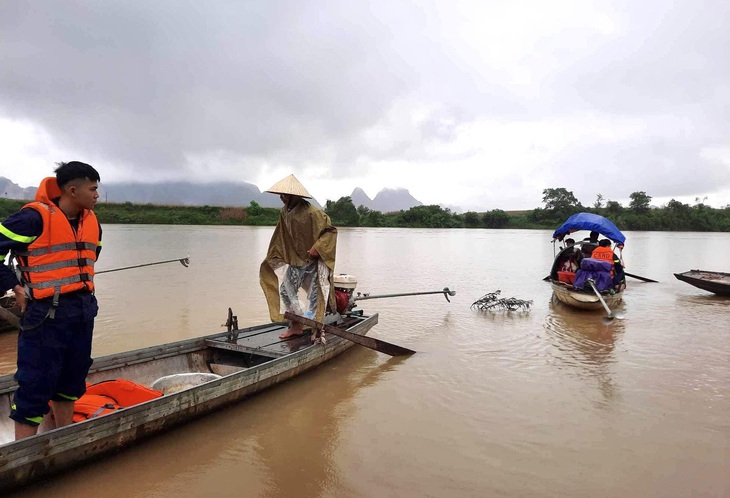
[279,325,305,339]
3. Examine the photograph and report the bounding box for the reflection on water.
[544,298,624,406]
[3,226,730,497]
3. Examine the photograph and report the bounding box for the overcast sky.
[1,0,728,211]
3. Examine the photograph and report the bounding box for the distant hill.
[0,177,36,200]
[0,177,318,208]
[350,187,373,210]
[0,176,422,211]
[349,187,423,212]
[101,181,283,208]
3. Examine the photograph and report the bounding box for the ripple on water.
[543,301,624,369]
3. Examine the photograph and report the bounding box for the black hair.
[54,161,101,188]
[589,231,599,240]
[565,238,575,245]
[599,239,611,247]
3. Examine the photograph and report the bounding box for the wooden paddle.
[284,312,416,357]
[586,279,623,321]
[624,272,658,283]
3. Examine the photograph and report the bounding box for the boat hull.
[551,282,623,310]
[674,270,730,296]
[0,313,378,493]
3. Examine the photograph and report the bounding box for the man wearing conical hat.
[259,174,337,338]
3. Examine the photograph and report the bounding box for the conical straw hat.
[265,174,313,198]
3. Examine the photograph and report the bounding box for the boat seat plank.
[205,323,320,358]
[204,339,287,358]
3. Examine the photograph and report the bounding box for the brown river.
[1,226,728,497]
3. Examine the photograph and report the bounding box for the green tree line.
[2,189,729,231]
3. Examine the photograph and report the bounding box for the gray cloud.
[1,0,728,207]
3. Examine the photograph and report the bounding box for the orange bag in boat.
[558,271,575,284]
[85,379,163,407]
[72,394,121,422]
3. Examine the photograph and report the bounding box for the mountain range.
[0,177,423,212]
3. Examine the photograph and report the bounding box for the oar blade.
[625,272,658,283]
[284,312,416,357]
[587,279,615,319]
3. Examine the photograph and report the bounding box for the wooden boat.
[547,212,626,311]
[674,270,730,297]
[0,311,378,493]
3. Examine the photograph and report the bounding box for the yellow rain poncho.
[259,200,337,323]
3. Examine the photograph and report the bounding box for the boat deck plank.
[205,325,316,358]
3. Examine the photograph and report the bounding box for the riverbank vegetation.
[2,188,729,231]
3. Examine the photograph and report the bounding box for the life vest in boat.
[73,395,122,422]
[72,379,163,422]
[590,246,614,263]
[85,379,163,405]
[15,177,100,300]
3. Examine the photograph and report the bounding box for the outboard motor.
[333,274,358,314]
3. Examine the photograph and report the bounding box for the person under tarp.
[259,174,337,339]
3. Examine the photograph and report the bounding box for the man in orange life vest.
[591,239,626,290]
[0,162,102,440]
[590,239,614,263]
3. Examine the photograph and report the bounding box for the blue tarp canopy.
[552,212,626,245]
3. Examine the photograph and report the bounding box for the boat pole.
[586,279,623,321]
[96,257,190,275]
[354,287,456,303]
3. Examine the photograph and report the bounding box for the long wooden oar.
[586,279,623,321]
[284,312,415,357]
[624,272,658,283]
[96,257,190,275]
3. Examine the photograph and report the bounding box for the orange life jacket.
[591,246,614,263]
[73,379,163,423]
[72,394,121,422]
[15,177,100,300]
[85,379,163,406]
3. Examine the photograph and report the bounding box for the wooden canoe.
[0,312,379,493]
[550,281,623,310]
[674,270,730,297]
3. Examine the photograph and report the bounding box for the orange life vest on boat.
[15,177,100,300]
[72,379,163,423]
[72,395,122,422]
[590,246,614,263]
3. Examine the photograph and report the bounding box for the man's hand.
[307,247,319,258]
[13,285,27,314]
